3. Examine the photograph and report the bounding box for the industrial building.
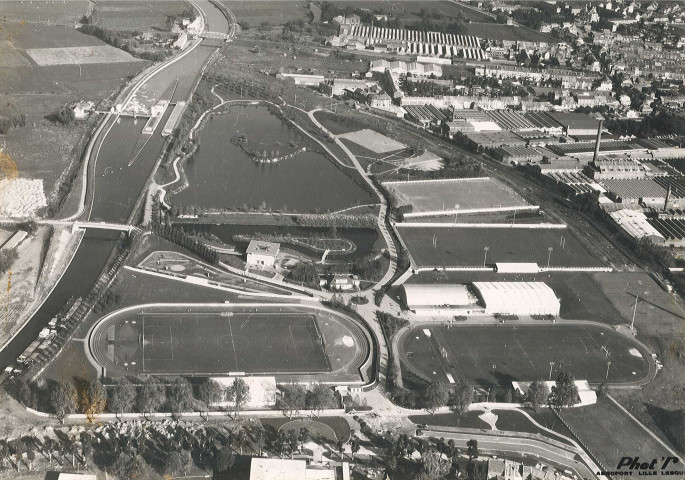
[490,145,544,164]
[472,282,561,316]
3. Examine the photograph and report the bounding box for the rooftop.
[246,240,280,257]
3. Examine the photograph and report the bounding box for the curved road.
[0,0,232,372]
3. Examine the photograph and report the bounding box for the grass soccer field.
[397,226,601,268]
[399,324,650,387]
[385,178,529,214]
[108,311,329,375]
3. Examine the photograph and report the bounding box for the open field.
[95,0,193,31]
[0,0,89,24]
[223,0,310,26]
[397,226,602,268]
[339,129,407,154]
[462,23,557,43]
[90,303,369,379]
[561,398,673,471]
[403,271,625,323]
[386,178,529,214]
[26,45,141,65]
[399,324,650,387]
[326,0,494,23]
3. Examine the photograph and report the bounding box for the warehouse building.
[544,112,601,136]
[490,145,544,164]
[400,284,481,315]
[472,282,560,316]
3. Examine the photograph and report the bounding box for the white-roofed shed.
[473,282,560,316]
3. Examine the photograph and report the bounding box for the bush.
[0,248,18,274]
[57,106,75,125]
[376,311,409,339]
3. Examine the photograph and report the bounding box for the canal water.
[172,105,373,212]
[181,223,378,260]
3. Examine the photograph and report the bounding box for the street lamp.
[549,361,555,380]
[483,246,489,267]
[547,246,553,268]
[630,291,639,330]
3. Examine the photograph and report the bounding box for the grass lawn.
[408,411,490,430]
[95,0,194,31]
[261,416,352,444]
[0,1,89,24]
[398,226,602,268]
[314,110,365,136]
[492,409,573,446]
[561,398,671,470]
[400,324,650,386]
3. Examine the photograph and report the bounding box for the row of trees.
[276,383,338,418]
[0,108,27,135]
[37,377,252,421]
[149,223,220,265]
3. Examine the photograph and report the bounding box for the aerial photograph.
[0,0,684,478]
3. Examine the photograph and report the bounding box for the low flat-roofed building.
[472,282,560,316]
[401,284,479,314]
[599,178,669,208]
[490,145,544,164]
[276,73,325,86]
[250,458,348,480]
[609,209,665,242]
[544,111,601,136]
[246,240,280,268]
[460,130,526,152]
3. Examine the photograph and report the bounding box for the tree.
[227,377,249,416]
[50,381,77,423]
[421,448,451,478]
[26,447,35,471]
[9,439,25,471]
[198,378,223,408]
[526,380,549,411]
[137,378,164,414]
[81,381,108,421]
[423,381,449,414]
[337,440,344,460]
[213,445,235,474]
[596,383,608,398]
[165,449,192,477]
[108,453,150,479]
[549,371,579,408]
[288,261,320,288]
[277,383,306,418]
[287,429,299,458]
[253,424,266,455]
[298,427,310,447]
[108,378,136,415]
[451,380,474,414]
[167,378,193,414]
[307,383,335,416]
[57,105,76,125]
[0,248,19,274]
[350,438,360,459]
[0,441,9,468]
[466,439,479,460]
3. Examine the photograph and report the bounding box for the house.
[73,100,95,120]
[173,32,188,49]
[246,240,280,268]
[329,274,360,291]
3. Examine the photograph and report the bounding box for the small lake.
[172,105,373,212]
[180,223,378,261]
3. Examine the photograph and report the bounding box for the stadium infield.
[385,178,530,214]
[397,226,602,268]
[399,324,650,387]
[90,304,370,378]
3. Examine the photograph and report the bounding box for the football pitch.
[400,324,650,386]
[108,311,330,375]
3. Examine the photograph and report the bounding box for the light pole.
[547,246,553,268]
[630,291,639,330]
[549,361,555,380]
[483,246,489,267]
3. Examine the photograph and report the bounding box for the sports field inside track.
[400,324,650,386]
[90,304,370,378]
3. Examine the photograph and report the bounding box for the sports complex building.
[401,282,560,316]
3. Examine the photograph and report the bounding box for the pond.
[180,223,378,261]
[171,104,373,212]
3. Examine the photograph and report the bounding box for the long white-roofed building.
[400,284,481,315]
[472,282,560,316]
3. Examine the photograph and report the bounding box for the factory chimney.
[592,119,603,164]
[664,185,672,212]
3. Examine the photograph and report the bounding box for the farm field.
[399,324,650,387]
[223,0,310,26]
[89,304,369,379]
[0,0,89,24]
[385,178,530,214]
[26,45,140,66]
[94,0,193,31]
[397,226,602,268]
[404,270,624,323]
[560,399,672,471]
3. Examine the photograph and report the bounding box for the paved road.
[422,428,601,480]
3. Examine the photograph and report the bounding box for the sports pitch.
[338,129,407,154]
[104,311,329,375]
[26,46,140,66]
[400,324,650,386]
[397,226,601,268]
[384,178,530,214]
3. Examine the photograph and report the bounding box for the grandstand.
[486,110,536,131]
